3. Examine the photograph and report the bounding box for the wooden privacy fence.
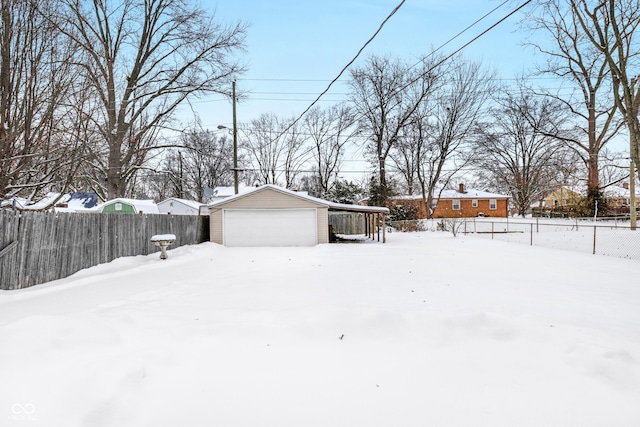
[0,210,209,290]
[328,212,365,235]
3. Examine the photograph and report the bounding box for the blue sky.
[191,0,537,130]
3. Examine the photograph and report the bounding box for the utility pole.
[631,159,637,230]
[232,80,239,195]
[631,77,638,230]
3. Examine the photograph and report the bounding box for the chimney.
[623,182,629,190]
[459,183,466,193]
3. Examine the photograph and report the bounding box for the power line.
[269,0,407,140]
[205,1,534,171]
[397,0,533,97]
[408,0,511,70]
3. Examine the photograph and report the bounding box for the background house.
[98,198,159,214]
[157,198,205,216]
[531,186,583,217]
[432,184,510,218]
[388,184,510,219]
[53,192,101,212]
[540,187,582,209]
[603,183,640,214]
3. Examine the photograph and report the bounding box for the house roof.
[2,192,100,212]
[208,184,389,213]
[100,198,160,214]
[438,188,510,199]
[391,188,510,201]
[603,185,640,198]
[211,185,252,198]
[158,198,205,210]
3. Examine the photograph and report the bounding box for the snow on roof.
[158,198,205,210]
[55,193,100,212]
[100,198,160,214]
[438,188,510,199]
[68,192,100,209]
[391,188,510,200]
[2,192,100,212]
[208,184,389,213]
[19,192,67,210]
[603,185,640,198]
[0,198,28,209]
[211,185,252,197]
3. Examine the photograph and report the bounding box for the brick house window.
[490,199,497,210]
[472,199,478,208]
[452,200,460,210]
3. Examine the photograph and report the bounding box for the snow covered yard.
[1,232,640,427]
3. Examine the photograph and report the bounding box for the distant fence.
[455,218,640,261]
[0,210,209,290]
[384,217,640,261]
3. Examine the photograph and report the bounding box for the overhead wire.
[281,0,538,173]
[190,0,588,182]
[265,0,407,140]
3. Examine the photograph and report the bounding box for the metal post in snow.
[491,221,494,240]
[592,225,597,255]
[530,223,533,246]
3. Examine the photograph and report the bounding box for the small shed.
[207,184,388,247]
[157,198,205,216]
[99,198,160,214]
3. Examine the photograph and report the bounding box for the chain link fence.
[454,217,640,261]
[387,217,640,261]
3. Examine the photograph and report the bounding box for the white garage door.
[224,209,317,247]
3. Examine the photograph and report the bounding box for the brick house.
[603,182,640,213]
[388,184,511,218]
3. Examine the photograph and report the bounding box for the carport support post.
[371,214,375,240]
[382,213,386,243]
[364,213,368,237]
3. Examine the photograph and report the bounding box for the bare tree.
[0,0,80,203]
[165,128,235,201]
[302,104,358,198]
[525,0,624,213]
[55,0,247,199]
[349,54,441,205]
[474,89,572,216]
[241,113,308,188]
[567,0,640,178]
[598,147,632,188]
[389,59,494,217]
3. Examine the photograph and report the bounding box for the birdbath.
[151,234,176,260]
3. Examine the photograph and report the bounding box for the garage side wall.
[208,189,329,244]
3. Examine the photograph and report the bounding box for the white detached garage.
[208,185,331,247]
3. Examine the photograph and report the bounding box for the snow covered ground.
[1,231,639,426]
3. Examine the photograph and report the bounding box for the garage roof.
[208,184,389,214]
